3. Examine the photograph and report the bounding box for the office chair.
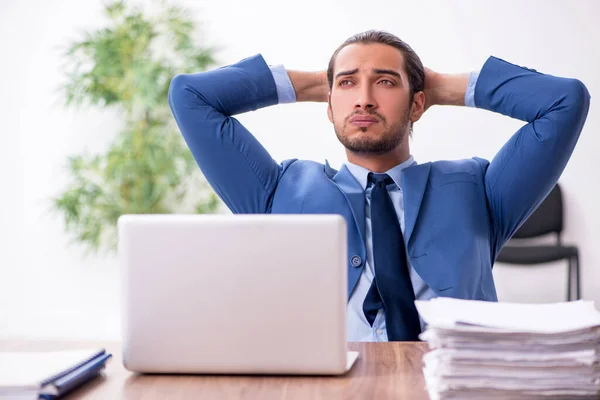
[496,183,580,301]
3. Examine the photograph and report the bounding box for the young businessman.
[168,30,590,342]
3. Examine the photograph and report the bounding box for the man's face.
[327,43,413,155]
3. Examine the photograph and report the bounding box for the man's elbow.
[168,74,191,109]
[565,78,591,123]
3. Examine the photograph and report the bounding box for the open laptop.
[118,213,359,375]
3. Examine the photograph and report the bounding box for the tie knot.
[368,173,394,187]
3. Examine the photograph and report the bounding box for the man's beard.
[333,107,411,156]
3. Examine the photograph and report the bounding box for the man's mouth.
[349,115,379,127]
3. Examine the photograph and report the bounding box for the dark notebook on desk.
[0,348,111,399]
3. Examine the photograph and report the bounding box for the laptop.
[118,213,359,375]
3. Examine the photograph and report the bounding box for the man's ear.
[410,91,425,123]
[327,93,333,123]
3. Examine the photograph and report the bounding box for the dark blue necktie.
[362,173,421,341]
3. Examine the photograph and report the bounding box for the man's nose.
[354,88,377,110]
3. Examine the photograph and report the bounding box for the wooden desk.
[1,340,431,399]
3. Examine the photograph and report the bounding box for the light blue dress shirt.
[268,63,479,341]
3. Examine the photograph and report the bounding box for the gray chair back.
[512,184,563,239]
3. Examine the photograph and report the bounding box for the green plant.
[53,0,220,254]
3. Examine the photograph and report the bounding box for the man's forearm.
[425,70,470,108]
[286,70,329,102]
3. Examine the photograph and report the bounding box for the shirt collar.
[344,156,416,190]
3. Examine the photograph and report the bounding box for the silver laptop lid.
[118,214,349,374]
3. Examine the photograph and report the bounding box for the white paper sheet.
[415,298,600,333]
[0,349,104,389]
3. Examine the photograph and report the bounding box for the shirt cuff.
[269,64,296,104]
[464,70,480,108]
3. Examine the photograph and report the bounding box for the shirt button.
[350,255,362,267]
[376,329,384,335]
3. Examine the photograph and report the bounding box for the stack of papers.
[415,298,600,400]
[0,348,111,400]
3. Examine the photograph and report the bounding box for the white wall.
[1,0,598,339]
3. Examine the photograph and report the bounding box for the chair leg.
[567,257,572,301]
[575,255,581,300]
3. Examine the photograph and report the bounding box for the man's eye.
[379,79,394,85]
[339,80,353,86]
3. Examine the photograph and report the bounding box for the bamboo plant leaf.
[52,0,221,254]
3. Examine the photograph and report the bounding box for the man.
[168,30,590,342]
